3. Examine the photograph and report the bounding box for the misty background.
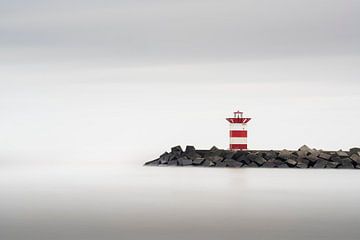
[1,2,360,240]
[1,0,360,165]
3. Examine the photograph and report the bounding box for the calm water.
[1,163,360,240]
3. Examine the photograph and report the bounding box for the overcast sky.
[1,0,359,163]
[1,0,359,65]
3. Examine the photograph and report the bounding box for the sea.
[1,162,360,240]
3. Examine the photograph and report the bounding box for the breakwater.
[145,145,360,169]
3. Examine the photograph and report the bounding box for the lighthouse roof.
[226,110,251,123]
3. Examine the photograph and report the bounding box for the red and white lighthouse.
[226,111,251,151]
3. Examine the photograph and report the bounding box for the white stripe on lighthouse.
[229,137,247,144]
[229,124,247,130]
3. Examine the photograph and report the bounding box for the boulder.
[185,151,201,159]
[298,145,311,153]
[350,154,360,164]
[339,158,354,169]
[319,152,332,160]
[278,149,292,160]
[262,162,276,168]
[247,153,258,162]
[192,157,205,165]
[236,154,251,164]
[224,159,242,168]
[224,151,236,159]
[271,159,284,165]
[210,146,219,151]
[264,151,278,160]
[159,152,170,164]
[326,161,338,168]
[233,151,248,159]
[298,145,311,152]
[248,162,258,167]
[215,161,227,167]
[306,153,320,163]
[313,159,327,168]
[201,159,212,167]
[254,156,266,166]
[297,159,310,168]
[349,147,360,155]
[330,155,341,161]
[336,150,349,157]
[144,159,160,166]
[286,159,297,167]
[185,145,196,153]
[168,159,178,166]
[171,145,183,154]
[206,155,223,162]
[178,157,192,166]
[278,164,289,168]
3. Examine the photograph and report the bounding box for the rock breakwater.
[145,145,360,169]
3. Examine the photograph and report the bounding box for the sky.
[0,0,360,164]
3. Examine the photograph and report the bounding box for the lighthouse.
[226,111,251,151]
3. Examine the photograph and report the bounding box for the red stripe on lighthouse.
[230,130,247,137]
[230,144,247,150]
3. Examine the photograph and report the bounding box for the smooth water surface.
[1,164,359,240]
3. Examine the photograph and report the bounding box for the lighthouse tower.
[226,111,251,151]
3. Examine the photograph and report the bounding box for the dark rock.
[349,147,360,155]
[192,157,205,165]
[278,149,292,160]
[350,154,360,164]
[215,161,227,167]
[336,150,349,157]
[278,164,289,168]
[236,154,251,164]
[338,158,354,169]
[144,159,160,166]
[168,159,178,166]
[210,146,219,151]
[262,162,276,168]
[224,151,236,159]
[313,159,327,168]
[326,161,338,168]
[254,156,266,165]
[171,145,183,154]
[286,159,297,167]
[185,145,196,153]
[297,159,310,168]
[233,151,248,159]
[299,145,311,152]
[185,151,201,159]
[206,155,223,162]
[204,147,223,159]
[159,152,170,164]
[224,159,242,167]
[330,155,341,162]
[178,157,192,166]
[201,159,211,167]
[319,152,332,160]
[269,159,284,165]
[264,151,278,160]
[306,153,320,163]
[247,153,258,162]
[248,162,258,167]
